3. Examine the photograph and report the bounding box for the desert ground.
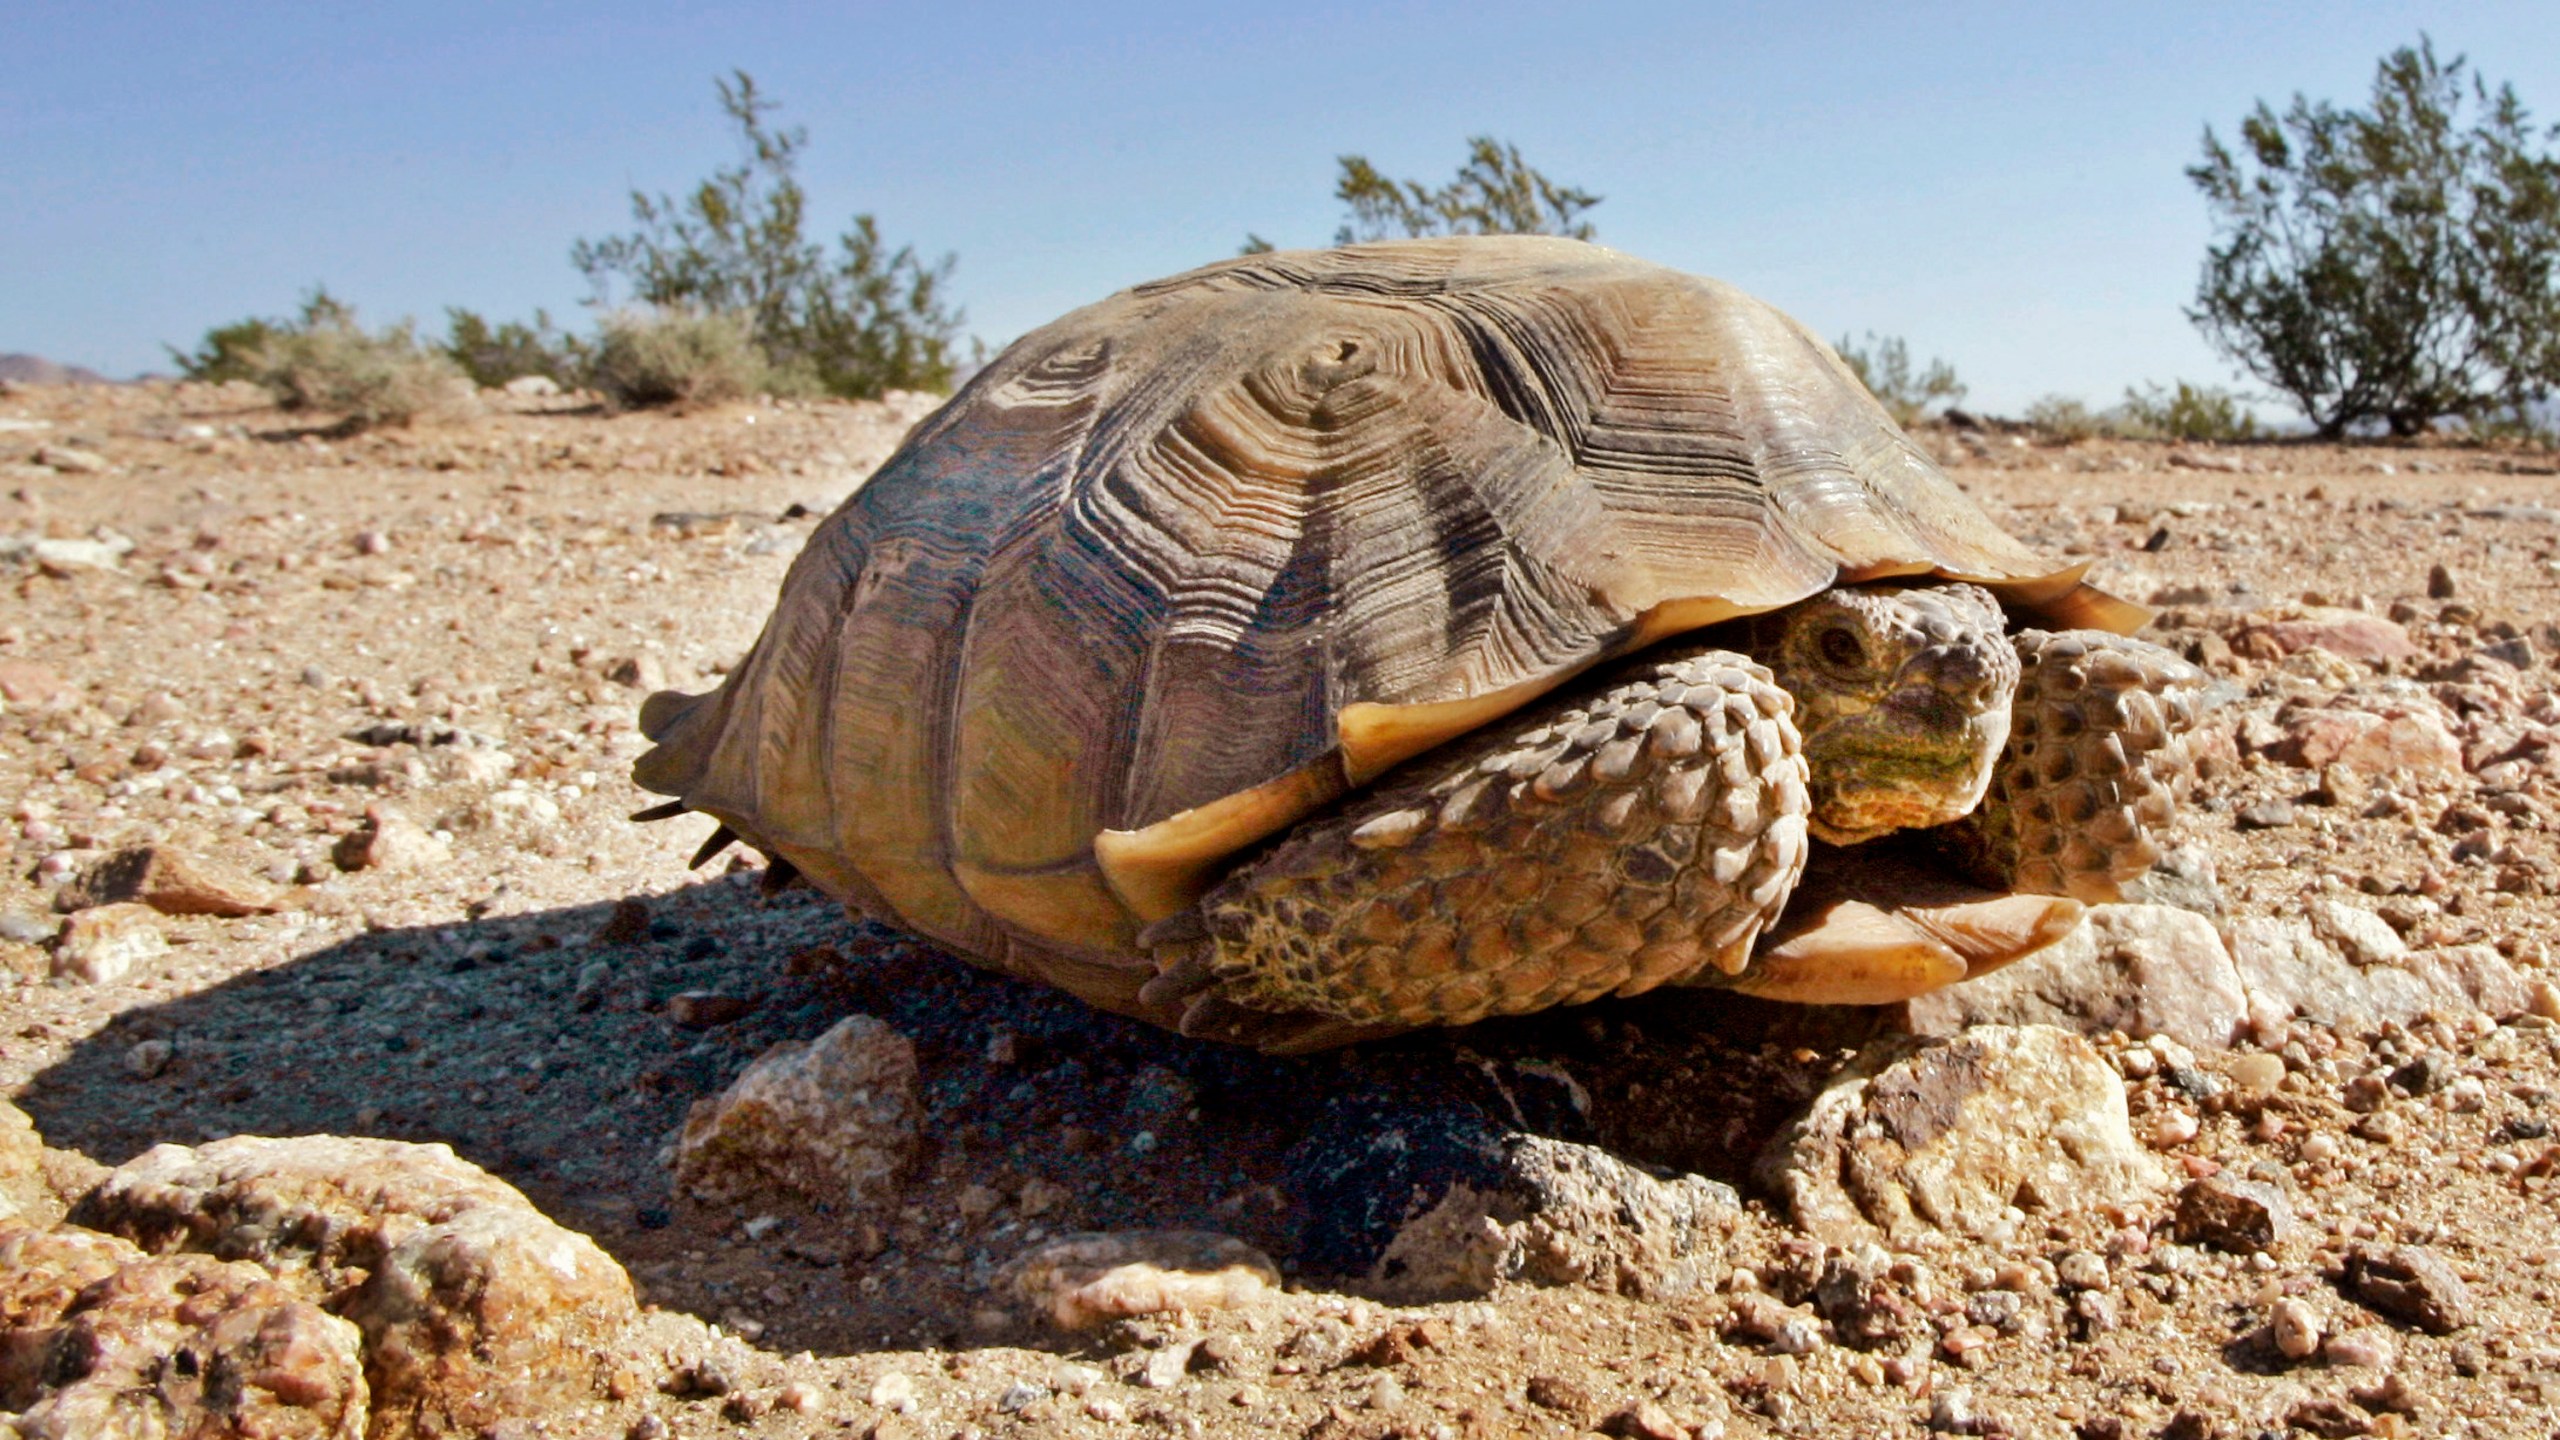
[6,378,2560,1439]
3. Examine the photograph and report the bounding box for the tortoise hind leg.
[1141,649,1812,1045]
[1942,630,2209,902]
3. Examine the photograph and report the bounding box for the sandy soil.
[7,379,2560,1439]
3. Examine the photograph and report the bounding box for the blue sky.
[8,2,2557,413]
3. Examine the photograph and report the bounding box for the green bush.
[571,72,966,400]
[1835,333,1966,427]
[585,308,769,410]
[1331,137,1601,245]
[167,316,287,385]
[2188,38,2560,437]
[442,308,581,388]
[2117,381,2259,442]
[173,289,461,431]
[2024,394,2110,443]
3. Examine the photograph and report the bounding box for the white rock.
[999,1230,1280,1331]
[2308,898,2407,966]
[674,1016,920,1208]
[1758,1025,2169,1245]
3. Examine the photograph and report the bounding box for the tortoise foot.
[1156,649,1812,1034]
[1945,630,2209,902]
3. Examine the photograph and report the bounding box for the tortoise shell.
[634,236,2135,1025]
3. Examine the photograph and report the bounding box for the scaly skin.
[1941,629,2208,902]
[1148,583,2051,1037]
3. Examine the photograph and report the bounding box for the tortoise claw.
[689,824,738,868]
[1138,946,1221,1009]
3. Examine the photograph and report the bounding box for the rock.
[2271,1297,2323,1360]
[58,843,282,917]
[2340,1244,2472,1334]
[2171,1175,2295,1254]
[998,1230,1279,1331]
[4,1249,370,1439]
[0,658,75,708]
[2286,1396,2374,1438]
[2166,447,2248,474]
[607,654,669,691]
[32,444,107,474]
[1898,904,2245,1050]
[2427,563,2457,600]
[2117,842,2225,916]
[2395,944,2534,1019]
[1370,1135,1744,1301]
[673,1016,920,1209]
[1813,1242,1926,1349]
[2311,764,2368,810]
[341,1204,638,1437]
[0,1102,54,1226]
[1758,1025,2168,1246]
[1727,1291,1823,1353]
[665,990,757,1027]
[76,1134,538,1281]
[1137,1338,1199,1389]
[74,1134,637,1438]
[503,374,562,398]
[2226,918,2370,1028]
[29,536,132,575]
[2324,1328,2394,1368]
[48,902,166,984]
[2308,899,2407,966]
[424,745,515,786]
[2235,799,2297,830]
[1605,1399,1691,1440]
[331,805,450,872]
[2236,608,2419,663]
[2274,706,2462,776]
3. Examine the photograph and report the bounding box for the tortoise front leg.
[1944,630,2208,902]
[1139,650,1813,1048]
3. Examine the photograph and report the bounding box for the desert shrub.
[2116,381,2259,442]
[572,71,966,399]
[1331,137,1601,245]
[185,289,460,431]
[2188,37,2560,437]
[2025,395,2110,443]
[1835,333,1967,427]
[585,308,768,410]
[442,308,581,388]
[168,316,287,385]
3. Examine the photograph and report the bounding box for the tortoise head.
[1756,582,2019,845]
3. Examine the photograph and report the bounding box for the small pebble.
[2151,1109,2200,1147]
[2270,1297,2322,1359]
[2055,1251,2108,1290]
[1052,1362,1103,1396]
[775,1382,817,1414]
[2229,1052,2286,1090]
[2324,1329,2394,1368]
[869,1372,916,1412]
[1085,1398,1128,1423]
[123,1037,173,1079]
[1367,1374,1405,1410]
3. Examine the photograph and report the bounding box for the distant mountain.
[0,354,112,385]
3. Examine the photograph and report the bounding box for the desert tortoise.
[634,237,2203,1051]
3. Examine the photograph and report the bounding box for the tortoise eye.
[1818,625,1867,671]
